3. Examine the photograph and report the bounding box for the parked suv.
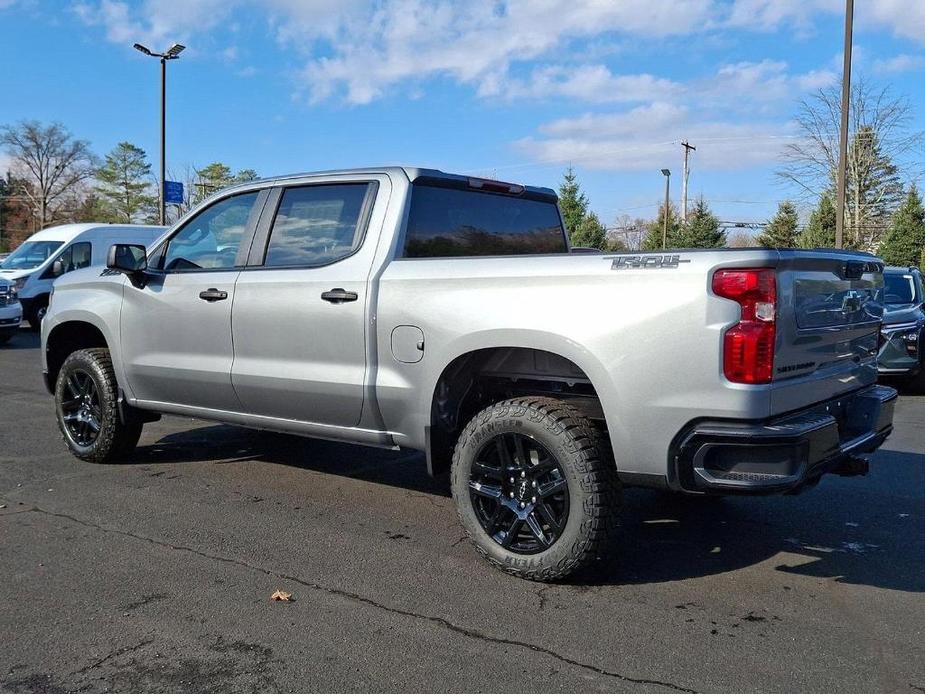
[878,266,924,388]
[41,168,896,580]
[0,223,165,329]
[0,278,22,344]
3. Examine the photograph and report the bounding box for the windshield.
[0,241,64,270]
[883,273,920,305]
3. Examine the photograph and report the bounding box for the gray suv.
[878,266,924,388]
[41,167,896,580]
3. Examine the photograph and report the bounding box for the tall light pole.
[835,0,854,249]
[134,42,185,225]
[661,168,671,249]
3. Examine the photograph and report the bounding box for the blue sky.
[2,0,924,228]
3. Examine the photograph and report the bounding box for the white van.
[0,223,165,329]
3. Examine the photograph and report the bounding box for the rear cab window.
[263,183,375,267]
[402,184,568,258]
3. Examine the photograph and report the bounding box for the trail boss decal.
[609,254,691,270]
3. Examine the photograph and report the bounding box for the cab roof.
[220,166,559,203]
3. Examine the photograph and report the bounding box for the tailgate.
[773,252,883,407]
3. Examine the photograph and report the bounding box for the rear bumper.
[671,384,897,494]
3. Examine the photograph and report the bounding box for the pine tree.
[641,201,681,250]
[799,192,837,248]
[878,185,925,266]
[95,142,156,223]
[192,162,260,204]
[570,211,608,249]
[676,197,725,248]
[558,166,589,241]
[756,201,800,248]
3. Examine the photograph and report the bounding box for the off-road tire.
[55,348,143,463]
[451,396,622,581]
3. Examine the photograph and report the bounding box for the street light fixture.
[660,169,671,250]
[134,41,186,225]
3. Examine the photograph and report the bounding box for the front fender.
[41,274,128,396]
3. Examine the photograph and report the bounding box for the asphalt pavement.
[1,329,923,693]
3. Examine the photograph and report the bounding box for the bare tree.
[610,214,649,251]
[0,121,97,229]
[777,79,923,249]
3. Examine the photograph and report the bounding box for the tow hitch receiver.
[832,456,869,477]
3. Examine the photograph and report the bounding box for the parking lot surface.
[1,330,923,693]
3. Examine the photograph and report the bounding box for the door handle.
[321,288,358,304]
[199,288,228,302]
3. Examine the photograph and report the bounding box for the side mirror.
[52,259,65,277]
[107,244,148,274]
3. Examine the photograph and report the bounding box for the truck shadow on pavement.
[128,422,925,594]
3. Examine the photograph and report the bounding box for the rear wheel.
[451,396,621,581]
[55,348,143,463]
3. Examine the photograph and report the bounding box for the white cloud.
[701,60,836,109]
[73,0,716,104]
[297,0,716,104]
[866,0,925,44]
[725,0,840,32]
[72,0,235,47]
[478,65,683,104]
[727,0,925,44]
[515,102,795,171]
[873,53,925,75]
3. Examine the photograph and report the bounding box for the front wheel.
[451,397,621,581]
[55,348,143,463]
[26,296,48,332]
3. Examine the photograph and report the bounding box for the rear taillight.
[712,268,776,384]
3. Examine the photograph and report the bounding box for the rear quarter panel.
[375,250,780,477]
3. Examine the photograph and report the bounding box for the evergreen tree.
[74,191,118,223]
[878,185,925,266]
[570,211,607,249]
[756,201,800,248]
[799,192,837,248]
[558,166,589,240]
[95,142,156,223]
[676,197,725,248]
[192,162,260,204]
[641,201,681,250]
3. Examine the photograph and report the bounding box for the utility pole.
[835,0,854,249]
[660,168,671,249]
[681,141,696,224]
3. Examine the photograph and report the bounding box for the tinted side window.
[264,184,372,267]
[43,242,92,279]
[162,192,259,271]
[402,185,567,258]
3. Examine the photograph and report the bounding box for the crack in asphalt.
[25,505,699,694]
[70,639,154,676]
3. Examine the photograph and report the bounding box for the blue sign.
[164,180,184,204]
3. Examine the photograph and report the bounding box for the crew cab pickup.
[41,167,896,580]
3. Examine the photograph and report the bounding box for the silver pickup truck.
[41,167,896,581]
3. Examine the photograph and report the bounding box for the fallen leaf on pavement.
[270,590,292,602]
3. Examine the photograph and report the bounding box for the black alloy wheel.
[468,432,569,553]
[59,368,102,447]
